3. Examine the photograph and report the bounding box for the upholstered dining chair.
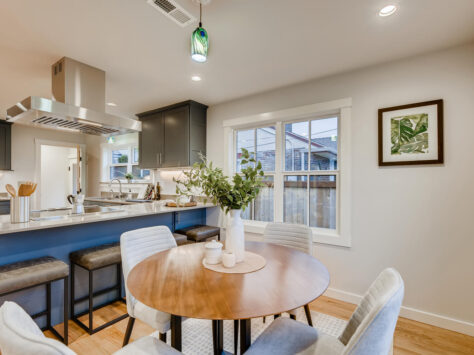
[246,268,404,355]
[0,301,180,355]
[263,222,313,325]
[120,226,179,346]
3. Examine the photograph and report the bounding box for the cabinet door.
[0,123,11,171]
[162,106,189,167]
[139,113,163,169]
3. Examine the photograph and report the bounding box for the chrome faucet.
[109,178,122,199]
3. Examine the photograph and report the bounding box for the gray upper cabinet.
[0,121,12,171]
[139,113,164,169]
[137,100,207,169]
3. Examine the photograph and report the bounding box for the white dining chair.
[0,301,180,355]
[246,268,405,355]
[120,226,179,346]
[263,222,314,325]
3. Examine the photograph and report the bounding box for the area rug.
[155,308,347,354]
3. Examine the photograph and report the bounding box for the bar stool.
[0,256,69,344]
[70,242,128,334]
[174,225,221,243]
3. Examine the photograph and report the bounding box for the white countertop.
[0,202,216,235]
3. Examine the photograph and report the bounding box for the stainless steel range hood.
[6,57,141,136]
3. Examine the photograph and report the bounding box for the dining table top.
[127,241,330,320]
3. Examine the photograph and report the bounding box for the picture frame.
[378,99,443,166]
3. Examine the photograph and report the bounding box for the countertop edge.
[0,204,218,236]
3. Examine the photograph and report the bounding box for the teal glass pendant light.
[191,2,208,63]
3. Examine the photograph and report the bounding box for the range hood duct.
[6,57,141,136]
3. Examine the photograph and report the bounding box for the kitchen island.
[0,202,217,327]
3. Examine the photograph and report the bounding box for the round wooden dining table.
[127,241,330,354]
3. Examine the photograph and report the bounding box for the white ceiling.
[0,0,473,118]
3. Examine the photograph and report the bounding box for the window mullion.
[274,122,283,222]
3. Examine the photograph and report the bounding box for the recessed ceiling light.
[191,76,202,82]
[379,5,397,17]
[107,102,117,107]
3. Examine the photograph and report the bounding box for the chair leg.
[262,316,266,323]
[88,270,94,334]
[234,319,239,355]
[290,314,296,320]
[159,332,167,343]
[304,304,313,326]
[123,317,135,346]
[63,276,69,345]
[274,314,281,319]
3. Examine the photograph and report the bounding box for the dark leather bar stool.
[172,233,194,246]
[70,243,127,334]
[0,256,69,344]
[174,225,221,243]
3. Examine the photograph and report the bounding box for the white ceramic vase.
[225,209,245,263]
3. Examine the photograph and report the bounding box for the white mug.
[222,251,236,268]
[205,240,223,265]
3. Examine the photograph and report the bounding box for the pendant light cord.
[199,3,202,27]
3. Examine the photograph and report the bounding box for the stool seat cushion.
[174,225,220,242]
[70,243,121,270]
[0,257,69,295]
[173,233,194,246]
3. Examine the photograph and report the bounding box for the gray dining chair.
[246,268,404,355]
[120,225,179,347]
[0,301,180,355]
[263,222,314,325]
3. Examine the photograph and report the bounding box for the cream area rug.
[154,308,347,354]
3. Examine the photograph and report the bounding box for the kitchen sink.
[30,205,124,221]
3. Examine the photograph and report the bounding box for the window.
[234,116,341,234]
[107,145,150,181]
[226,98,351,246]
[236,126,275,222]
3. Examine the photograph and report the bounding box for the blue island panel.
[0,208,206,326]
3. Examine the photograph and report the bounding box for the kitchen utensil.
[10,196,30,223]
[18,182,36,196]
[222,251,236,268]
[204,240,223,265]
[5,184,16,197]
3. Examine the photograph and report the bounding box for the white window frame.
[104,144,150,182]
[223,98,352,247]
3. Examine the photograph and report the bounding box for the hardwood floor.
[39,297,473,355]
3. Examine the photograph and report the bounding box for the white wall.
[206,43,474,331]
[0,125,87,204]
[40,145,76,209]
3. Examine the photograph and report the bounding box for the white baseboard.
[324,287,474,337]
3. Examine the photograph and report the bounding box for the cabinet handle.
[159,153,162,165]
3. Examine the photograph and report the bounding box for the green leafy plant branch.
[174,148,264,214]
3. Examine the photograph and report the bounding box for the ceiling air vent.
[147,0,196,27]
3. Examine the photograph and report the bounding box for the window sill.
[242,220,351,248]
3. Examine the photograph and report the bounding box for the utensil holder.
[10,196,30,223]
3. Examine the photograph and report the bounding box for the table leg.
[171,315,182,351]
[212,320,223,355]
[239,319,251,354]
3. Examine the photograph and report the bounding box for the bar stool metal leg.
[63,276,69,345]
[70,262,75,322]
[88,269,94,333]
[46,282,51,330]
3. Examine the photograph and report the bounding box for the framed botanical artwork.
[378,99,443,166]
